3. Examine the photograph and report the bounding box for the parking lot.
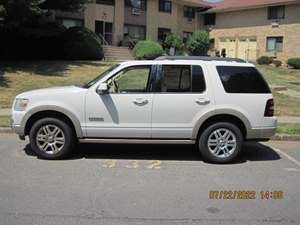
[0,134,299,225]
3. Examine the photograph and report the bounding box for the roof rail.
[155,56,246,63]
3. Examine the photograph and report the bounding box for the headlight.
[14,98,29,111]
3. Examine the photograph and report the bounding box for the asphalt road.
[0,134,299,225]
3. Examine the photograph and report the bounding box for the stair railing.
[97,33,109,46]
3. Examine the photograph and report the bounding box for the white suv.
[11,57,277,163]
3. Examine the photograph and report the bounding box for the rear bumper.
[246,127,277,140]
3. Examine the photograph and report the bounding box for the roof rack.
[155,56,246,63]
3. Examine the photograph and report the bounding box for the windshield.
[81,64,120,88]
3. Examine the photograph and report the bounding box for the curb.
[0,127,299,141]
[0,127,13,134]
[271,134,300,141]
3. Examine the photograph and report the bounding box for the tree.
[0,0,89,27]
[164,33,184,55]
[186,31,210,56]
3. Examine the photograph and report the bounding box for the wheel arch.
[193,110,251,140]
[23,106,83,138]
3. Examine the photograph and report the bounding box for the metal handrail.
[97,33,109,46]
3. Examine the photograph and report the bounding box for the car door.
[151,63,213,139]
[85,65,154,138]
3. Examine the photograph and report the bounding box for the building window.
[204,13,216,26]
[124,24,146,40]
[158,28,171,42]
[268,5,285,20]
[57,18,84,29]
[125,0,147,10]
[96,0,115,5]
[266,37,283,52]
[184,6,195,19]
[159,0,172,13]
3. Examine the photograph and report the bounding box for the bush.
[287,58,300,69]
[273,60,282,67]
[164,33,184,54]
[0,22,65,60]
[186,31,210,56]
[133,40,164,60]
[63,27,104,60]
[257,56,273,65]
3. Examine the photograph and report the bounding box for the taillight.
[264,99,274,117]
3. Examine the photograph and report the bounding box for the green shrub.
[63,27,104,60]
[186,31,210,56]
[287,58,300,69]
[273,60,282,67]
[133,40,164,60]
[257,56,273,65]
[164,33,184,54]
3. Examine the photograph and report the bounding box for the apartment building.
[55,0,210,45]
[201,0,300,61]
[54,0,300,61]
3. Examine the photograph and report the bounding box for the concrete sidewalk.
[1,108,300,124]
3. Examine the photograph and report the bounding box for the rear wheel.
[29,118,75,160]
[198,122,243,163]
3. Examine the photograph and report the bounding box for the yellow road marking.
[126,160,139,169]
[102,160,117,168]
[147,160,162,169]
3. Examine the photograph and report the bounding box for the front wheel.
[198,122,243,164]
[29,118,75,160]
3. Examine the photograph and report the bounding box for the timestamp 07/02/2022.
[209,190,284,200]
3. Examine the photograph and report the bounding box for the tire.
[29,117,75,160]
[198,122,243,164]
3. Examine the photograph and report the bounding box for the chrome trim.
[79,139,196,144]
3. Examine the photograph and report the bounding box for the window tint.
[204,13,216,26]
[108,66,151,93]
[268,5,285,20]
[192,66,206,92]
[216,66,271,94]
[161,66,191,92]
[159,0,172,13]
[184,6,195,18]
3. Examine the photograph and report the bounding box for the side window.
[161,65,191,92]
[216,66,271,94]
[157,65,206,93]
[107,66,151,93]
[192,65,206,93]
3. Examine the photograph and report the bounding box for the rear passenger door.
[151,63,213,139]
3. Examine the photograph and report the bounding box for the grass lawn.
[276,123,300,135]
[0,61,299,116]
[0,61,114,109]
[257,65,300,92]
[0,116,10,127]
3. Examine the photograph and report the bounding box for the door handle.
[196,98,210,105]
[133,98,149,105]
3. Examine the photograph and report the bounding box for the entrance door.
[95,21,113,45]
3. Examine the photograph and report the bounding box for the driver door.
[85,65,154,138]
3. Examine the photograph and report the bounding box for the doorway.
[95,21,113,45]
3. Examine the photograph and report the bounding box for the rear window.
[216,66,271,93]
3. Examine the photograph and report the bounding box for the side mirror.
[96,83,108,95]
